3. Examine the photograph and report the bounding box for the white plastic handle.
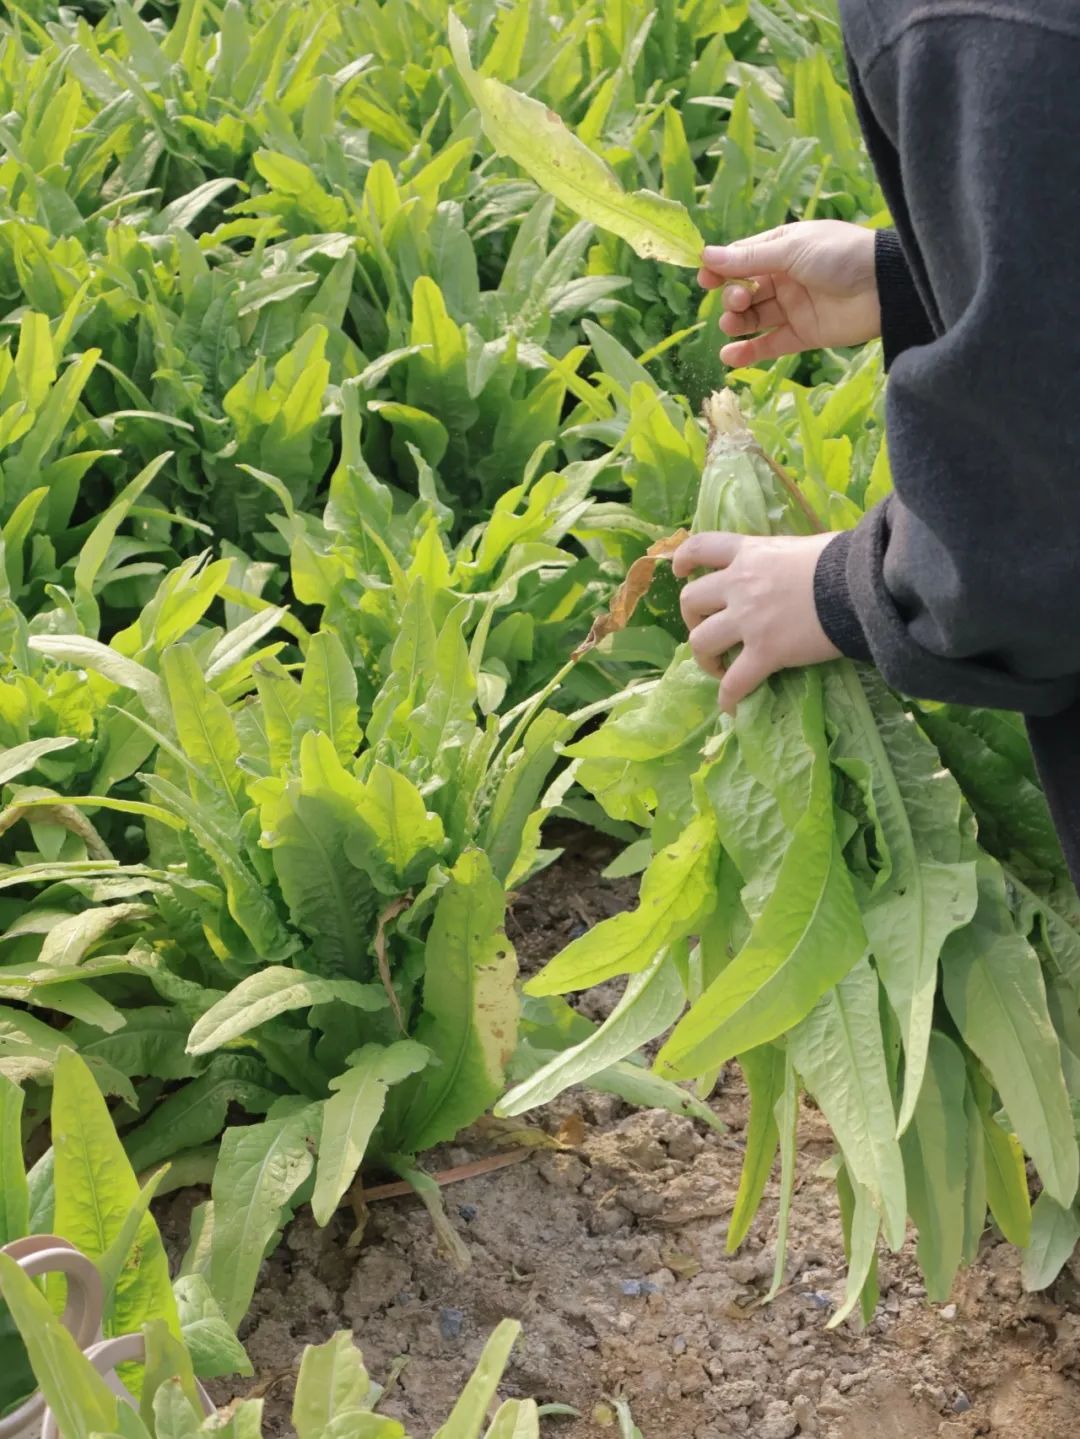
[40,1332,215,1439]
[0,1237,105,1439]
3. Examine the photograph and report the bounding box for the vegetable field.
[1,1,1079,1436]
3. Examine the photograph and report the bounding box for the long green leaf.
[311,1042,429,1226]
[74,452,172,629]
[449,15,703,267]
[942,859,1078,1207]
[186,966,386,1056]
[788,958,906,1249]
[499,950,685,1116]
[0,1254,119,1439]
[726,1045,784,1252]
[433,1320,522,1439]
[0,737,78,787]
[825,668,978,1133]
[972,1069,1032,1249]
[0,1074,28,1245]
[397,850,517,1152]
[658,675,866,1078]
[52,1048,180,1340]
[208,1106,319,1327]
[162,644,245,807]
[297,631,362,762]
[830,1167,880,1329]
[1021,1192,1080,1291]
[900,1033,968,1302]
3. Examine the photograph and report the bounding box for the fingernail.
[702,245,728,264]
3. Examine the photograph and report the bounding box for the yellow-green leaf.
[449,15,703,267]
[526,813,718,996]
[397,850,517,1152]
[51,1049,180,1342]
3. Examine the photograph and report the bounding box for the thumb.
[701,229,796,278]
[718,646,773,714]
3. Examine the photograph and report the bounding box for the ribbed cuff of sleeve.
[874,229,936,370]
[813,531,872,663]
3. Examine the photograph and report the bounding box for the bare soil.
[169,836,1080,1439]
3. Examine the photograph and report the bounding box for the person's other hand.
[674,531,841,712]
[699,220,880,366]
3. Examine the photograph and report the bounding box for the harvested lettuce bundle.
[503,391,1080,1317]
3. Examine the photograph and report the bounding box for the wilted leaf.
[571,531,689,660]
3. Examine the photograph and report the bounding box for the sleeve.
[874,229,935,370]
[813,15,1080,718]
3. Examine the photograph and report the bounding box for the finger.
[718,647,774,714]
[680,571,728,631]
[720,276,776,310]
[672,531,743,579]
[720,326,803,367]
[689,611,741,677]
[720,297,787,337]
[723,282,754,312]
[701,272,779,305]
[701,231,795,279]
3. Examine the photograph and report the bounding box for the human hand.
[674,531,841,712]
[698,220,880,366]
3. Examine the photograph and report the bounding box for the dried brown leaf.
[571,529,689,661]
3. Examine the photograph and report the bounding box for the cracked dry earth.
[162,831,1080,1439]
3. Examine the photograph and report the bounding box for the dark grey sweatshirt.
[813,0,1080,885]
